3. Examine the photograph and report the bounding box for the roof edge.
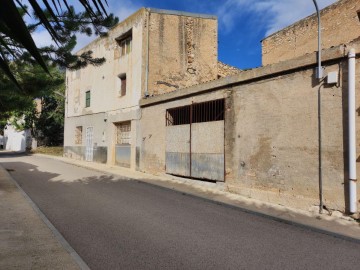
[147,8,217,20]
[140,39,360,108]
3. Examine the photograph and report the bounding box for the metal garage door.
[165,99,225,181]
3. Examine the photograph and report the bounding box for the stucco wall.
[227,65,347,210]
[262,0,360,65]
[147,12,218,95]
[139,44,360,212]
[65,9,145,117]
[65,8,220,169]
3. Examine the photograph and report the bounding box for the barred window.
[166,99,225,126]
[116,122,131,144]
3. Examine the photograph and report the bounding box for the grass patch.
[31,146,63,156]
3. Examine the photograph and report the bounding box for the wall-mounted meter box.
[327,71,338,84]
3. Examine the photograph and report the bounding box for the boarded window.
[166,99,225,126]
[85,91,90,107]
[118,74,126,96]
[75,126,82,144]
[116,122,131,144]
[116,30,132,57]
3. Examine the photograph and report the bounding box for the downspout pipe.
[312,0,323,79]
[144,9,150,97]
[348,48,357,214]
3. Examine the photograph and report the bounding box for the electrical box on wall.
[327,71,338,84]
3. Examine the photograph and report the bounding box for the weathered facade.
[139,41,360,212]
[65,4,360,213]
[64,9,219,168]
[262,0,360,65]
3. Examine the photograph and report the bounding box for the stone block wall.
[147,12,218,95]
[262,0,360,65]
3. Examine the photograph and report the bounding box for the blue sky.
[31,0,338,69]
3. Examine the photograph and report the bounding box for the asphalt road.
[1,153,359,270]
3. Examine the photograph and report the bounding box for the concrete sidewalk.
[38,153,360,243]
[0,164,85,270]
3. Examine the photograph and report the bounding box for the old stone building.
[262,0,360,65]
[137,1,360,213]
[139,39,360,214]
[64,8,225,168]
[65,2,359,214]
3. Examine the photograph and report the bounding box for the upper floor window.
[118,74,126,96]
[116,29,132,57]
[85,90,91,107]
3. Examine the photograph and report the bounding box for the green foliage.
[31,90,65,146]
[0,1,119,144]
[0,1,118,89]
[0,63,65,146]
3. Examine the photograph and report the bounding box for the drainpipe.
[312,0,323,80]
[348,48,357,214]
[144,9,150,97]
[312,0,324,213]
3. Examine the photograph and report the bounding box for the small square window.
[85,91,91,107]
[118,74,126,96]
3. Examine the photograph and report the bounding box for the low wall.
[64,146,107,164]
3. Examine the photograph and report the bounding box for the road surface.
[1,153,359,270]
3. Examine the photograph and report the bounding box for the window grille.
[116,122,131,144]
[166,99,225,126]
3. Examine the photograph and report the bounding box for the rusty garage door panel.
[115,145,131,168]
[191,121,224,181]
[165,99,225,182]
[165,152,191,177]
[165,125,190,176]
[191,153,224,181]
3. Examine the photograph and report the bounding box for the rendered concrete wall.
[147,12,218,95]
[65,9,145,117]
[64,8,219,169]
[227,65,346,210]
[140,42,360,212]
[262,0,360,65]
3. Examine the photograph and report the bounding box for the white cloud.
[216,0,338,36]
